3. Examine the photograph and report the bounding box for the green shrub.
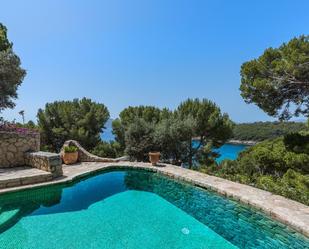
[218,159,239,175]
[91,141,121,158]
[236,137,309,176]
[64,145,78,153]
[255,170,309,205]
[205,133,309,205]
[283,132,309,154]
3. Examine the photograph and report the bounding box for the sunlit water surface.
[0,170,308,249]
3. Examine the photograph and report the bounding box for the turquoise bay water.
[214,144,247,163]
[191,140,247,163]
[1,170,308,249]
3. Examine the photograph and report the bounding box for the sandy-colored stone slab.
[0,167,52,189]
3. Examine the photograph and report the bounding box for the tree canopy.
[124,118,157,161]
[112,106,169,153]
[118,106,164,126]
[240,35,309,120]
[176,99,234,146]
[0,23,26,114]
[175,98,234,166]
[37,98,110,151]
[111,99,234,167]
[154,115,195,164]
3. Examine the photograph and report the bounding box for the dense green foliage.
[63,145,78,153]
[91,141,121,159]
[124,118,157,161]
[231,35,309,204]
[108,99,233,167]
[204,133,309,205]
[240,35,309,120]
[154,115,195,164]
[232,121,307,141]
[111,106,169,154]
[37,98,109,152]
[118,106,165,126]
[0,24,11,51]
[175,99,234,166]
[283,132,309,154]
[111,119,126,152]
[0,23,26,114]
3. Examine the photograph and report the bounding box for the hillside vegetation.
[204,132,309,205]
[232,121,307,141]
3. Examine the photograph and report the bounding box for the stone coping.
[27,151,60,158]
[0,162,308,237]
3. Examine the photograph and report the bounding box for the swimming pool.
[0,169,308,248]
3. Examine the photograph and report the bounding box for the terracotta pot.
[62,151,78,165]
[149,152,160,166]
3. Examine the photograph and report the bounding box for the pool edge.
[0,161,308,238]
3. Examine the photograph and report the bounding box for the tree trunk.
[188,139,193,169]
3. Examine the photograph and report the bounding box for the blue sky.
[1,0,309,123]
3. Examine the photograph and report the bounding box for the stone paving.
[0,166,53,189]
[0,161,308,237]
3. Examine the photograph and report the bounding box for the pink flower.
[0,123,38,134]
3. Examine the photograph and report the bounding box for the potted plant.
[62,145,79,165]
[148,152,160,166]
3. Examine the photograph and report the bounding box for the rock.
[7,144,17,153]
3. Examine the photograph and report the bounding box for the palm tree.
[18,110,25,124]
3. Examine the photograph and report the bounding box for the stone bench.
[24,151,63,178]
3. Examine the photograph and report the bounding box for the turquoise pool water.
[0,170,308,249]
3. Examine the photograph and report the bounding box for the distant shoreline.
[192,137,257,146]
[227,139,257,146]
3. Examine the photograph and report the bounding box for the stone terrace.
[0,167,53,189]
[0,161,308,238]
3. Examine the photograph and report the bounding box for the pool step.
[0,167,53,189]
[0,208,19,226]
[0,207,27,233]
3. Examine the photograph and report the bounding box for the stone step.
[0,167,53,189]
[0,208,19,227]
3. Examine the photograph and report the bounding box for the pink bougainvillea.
[0,123,38,134]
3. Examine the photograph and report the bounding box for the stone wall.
[61,140,118,163]
[0,131,40,168]
[24,151,63,177]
